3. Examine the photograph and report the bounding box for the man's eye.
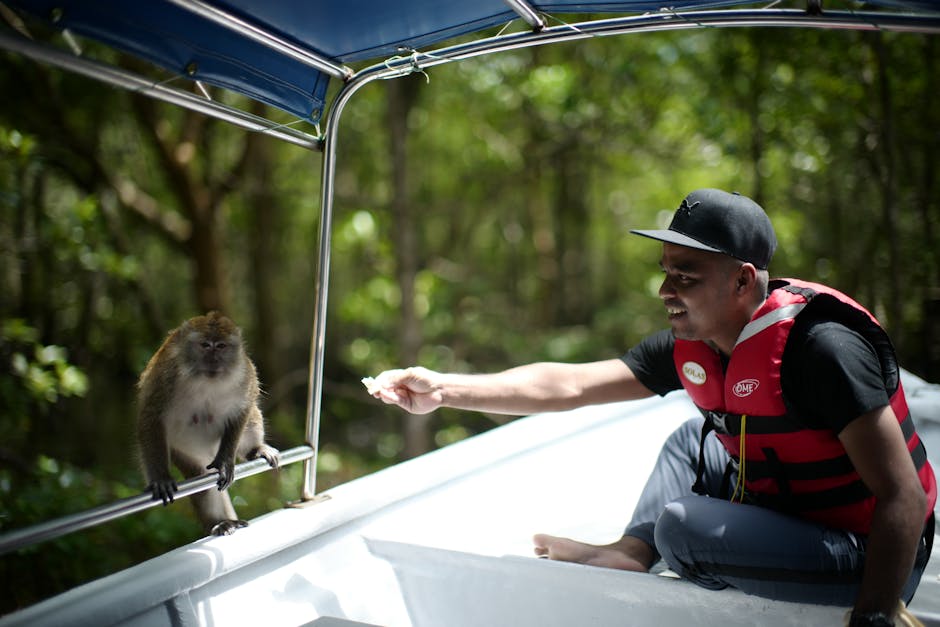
[661,269,694,284]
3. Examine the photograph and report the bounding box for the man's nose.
[659,276,675,299]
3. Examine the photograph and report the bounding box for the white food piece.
[361,376,380,394]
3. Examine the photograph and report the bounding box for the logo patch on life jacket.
[732,378,760,397]
[682,361,707,386]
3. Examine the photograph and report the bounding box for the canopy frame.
[301,5,940,499]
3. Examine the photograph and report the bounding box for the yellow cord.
[731,414,748,503]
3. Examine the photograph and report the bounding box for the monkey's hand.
[247,444,280,470]
[147,477,178,505]
[207,456,236,492]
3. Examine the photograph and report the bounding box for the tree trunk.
[918,38,940,380]
[872,33,903,343]
[551,139,590,325]
[387,75,428,459]
[187,209,228,313]
[242,106,281,398]
[748,37,767,207]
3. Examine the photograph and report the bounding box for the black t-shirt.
[622,315,891,434]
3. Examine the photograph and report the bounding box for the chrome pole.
[300,71,389,500]
[0,31,323,151]
[502,0,545,31]
[0,445,314,556]
[166,0,353,80]
[360,9,940,80]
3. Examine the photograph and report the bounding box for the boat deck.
[4,373,940,627]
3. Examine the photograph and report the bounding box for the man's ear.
[737,263,757,293]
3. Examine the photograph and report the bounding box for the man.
[367,189,936,626]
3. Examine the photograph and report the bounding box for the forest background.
[1,6,939,614]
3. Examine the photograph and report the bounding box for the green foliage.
[4,321,89,404]
[1,19,939,616]
[0,453,193,612]
[0,319,89,464]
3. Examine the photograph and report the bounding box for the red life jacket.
[673,278,936,534]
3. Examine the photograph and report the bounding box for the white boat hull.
[5,374,940,626]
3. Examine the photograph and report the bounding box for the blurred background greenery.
[1,6,939,614]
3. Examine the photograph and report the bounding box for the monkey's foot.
[210,519,249,536]
[248,444,280,470]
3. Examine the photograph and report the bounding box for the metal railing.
[0,446,315,556]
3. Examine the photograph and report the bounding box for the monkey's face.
[182,314,242,378]
[191,335,237,377]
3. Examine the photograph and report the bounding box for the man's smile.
[665,303,687,317]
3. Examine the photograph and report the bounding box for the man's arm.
[369,359,655,415]
[839,404,927,619]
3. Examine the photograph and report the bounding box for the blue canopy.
[4,0,938,123]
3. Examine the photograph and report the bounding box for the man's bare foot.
[532,533,653,572]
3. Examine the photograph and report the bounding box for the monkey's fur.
[137,311,279,536]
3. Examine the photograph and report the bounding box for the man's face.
[658,243,743,351]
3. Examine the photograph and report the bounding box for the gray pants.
[625,417,931,605]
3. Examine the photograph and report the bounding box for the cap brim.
[630,229,724,254]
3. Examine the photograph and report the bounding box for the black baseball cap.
[631,188,777,269]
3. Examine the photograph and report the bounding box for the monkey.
[136,311,280,536]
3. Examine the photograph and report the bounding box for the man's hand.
[844,601,925,626]
[364,367,444,414]
[840,405,928,618]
